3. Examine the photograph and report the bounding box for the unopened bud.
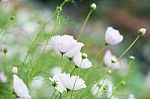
[108,69,112,74]
[12,67,18,74]
[82,53,87,59]
[129,56,135,60]
[138,28,146,36]
[3,47,7,54]
[90,3,97,10]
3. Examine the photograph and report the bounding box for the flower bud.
[107,69,112,74]
[12,67,18,74]
[103,85,108,91]
[10,16,15,21]
[129,56,135,60]
[56,6,62,12]
[111,57,117,63]
[121,81,126,86]
[3,47,8,54]
[82,53,87,59]
[90,3,97,10]
[138,28,146,36]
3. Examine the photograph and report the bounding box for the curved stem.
[109,60,133,99]
[77,9,93,40]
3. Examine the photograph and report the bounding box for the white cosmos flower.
[105,27,123,45]
[128,94,136,99]
[91,79,113,98]
[73,52,92,69]
[50,35,84,58]
[0,72,7,83]
[50,66,62,75]
[59,73,86,90]
[49,73,66,93]
[103,50,120,69]
[13,74,31,99]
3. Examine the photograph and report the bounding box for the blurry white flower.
[0,72,7,83]
[12,67,18,74]
[144,71,150,89]
[23,21,39,34]
[13,74,31,98]
[73,52,92,69]
[111,96,118,99]
[105,27,123,45]
[16,9,30,24]
[128,94,136,99]
[91,79,113,98]
[30,76,45,90]
[50,66,62,75]
[49,73,66,93]
[50,35,84,58]
[30,76,45,96]
[58,72,86,90]
[103,50,120,69]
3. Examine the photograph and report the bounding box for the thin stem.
[4,53,7,73]
[70,67,76,75]
[51,89,56,99]
[58,93,62,99]
[42,0,68,54]
[22,12,57,64]
[70,68,81,99]
[42,19,58,53]
[77,9,93,40]
[118,35,140,59]
[66,91,68,99]
[95,45,108,59]
[109,60,133,99]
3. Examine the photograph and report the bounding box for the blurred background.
[0,0,150,98]
[33,0,150,73]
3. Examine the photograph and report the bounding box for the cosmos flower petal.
[13,75,31,98]
[105,27,123,45]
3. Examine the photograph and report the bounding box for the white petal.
[105,27,123,45]
[74,52,92,69]
[103,50,120,69]
[128,94,136,99]
[64,42,84,58]
[59,73,86,90]
[51,73,66,93]
[13,75,31,98]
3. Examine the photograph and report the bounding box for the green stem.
[42,0,68,54]
[109,60,133,99]
[42,19,58,54]
[58,93,62,99]
[77,9,93,40]
[4,53,7,73]
[51,89,56,99]
[22,12,57,65]
[95,45,108,59]
[70,69,80,99]
[118,35,140,59]
[70,67,76,75]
